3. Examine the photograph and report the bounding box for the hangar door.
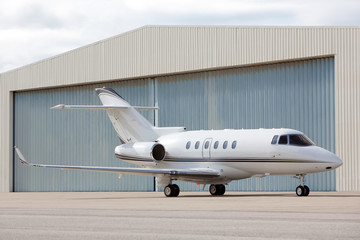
[13,79,157,191]
[157,57,335,191]
[14,57,335,192]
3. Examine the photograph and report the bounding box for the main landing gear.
[209,184,226,196]
[295,174,310,196]
[163,184,226,197]
[164,184,180,197]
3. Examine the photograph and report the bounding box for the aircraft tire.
[172,184,180,197]
[218,184,226,195]
[164,184,180,197]
[209,184,225,196]
[296,185,305,196]
[303,185,310,196]
[209,184,218,195]
[164,185,172,197]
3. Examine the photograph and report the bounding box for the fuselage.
[115,128,342,184]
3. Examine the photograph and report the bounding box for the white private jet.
[14,87,343,197]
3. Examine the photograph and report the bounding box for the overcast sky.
[1,0,360,73]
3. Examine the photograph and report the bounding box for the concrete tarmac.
[0,191,359,239]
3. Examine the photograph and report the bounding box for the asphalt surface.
[0,191,359,240]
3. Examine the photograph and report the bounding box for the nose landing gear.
[295,175,310,196]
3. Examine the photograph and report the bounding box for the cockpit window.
[271,135,279,144]
[278,135,288,144]
[289,134,314,146]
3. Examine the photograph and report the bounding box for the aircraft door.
[202,138,212,159]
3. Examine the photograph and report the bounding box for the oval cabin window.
[232,141,237,149]
[223,141,228,149]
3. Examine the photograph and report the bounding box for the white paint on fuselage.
[116,128,342,184]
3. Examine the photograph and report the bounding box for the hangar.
[0,26,359,192]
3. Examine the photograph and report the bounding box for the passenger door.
[202,138,212,159]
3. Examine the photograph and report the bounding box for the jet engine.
[115,142,166,162]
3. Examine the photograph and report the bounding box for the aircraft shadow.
[179,193,360,198]
[72,193,360,200]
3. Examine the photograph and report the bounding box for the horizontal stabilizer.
[51,104,159,110]
[52,88,160,143]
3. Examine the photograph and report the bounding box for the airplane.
[14,87,343,197]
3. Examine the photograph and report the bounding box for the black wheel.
[164,185,173,197]
[218,184,226,195]
[303,185,310,196]
[209,184,226,196]
[209,184,218,195]
[296,185,304,196]
[172,184,180,197]
[164,184,180,197]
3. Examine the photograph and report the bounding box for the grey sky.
[1,0,360,73]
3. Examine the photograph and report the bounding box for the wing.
[14,147,219,178]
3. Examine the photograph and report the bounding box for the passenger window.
[271,135,279,144]
[205,141,210,149]
[186,141,191,149]
[232,141,237,149]
[214,141,219,149]
[223,141,228,149]
[195,141,200,149]
[278,135,288,145]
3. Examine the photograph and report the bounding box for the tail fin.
[95,88,158,143]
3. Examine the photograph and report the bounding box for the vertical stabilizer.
[95,88,158,143]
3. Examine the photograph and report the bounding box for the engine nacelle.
[115,142,166,162]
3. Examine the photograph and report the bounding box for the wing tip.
[50,104,65,109]
[14,146,31,166]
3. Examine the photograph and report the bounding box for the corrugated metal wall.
[14,79,156,191]
[158,57,335,191]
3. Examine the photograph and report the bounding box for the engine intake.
[115,142,166,162]
[152,144,166,161]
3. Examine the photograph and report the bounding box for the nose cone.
[321,149,343,170]
[330,152,343,169]
[310,147,343,170]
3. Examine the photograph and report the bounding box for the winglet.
[14,146,31,166]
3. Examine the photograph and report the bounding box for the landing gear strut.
[209,184,226,196]
[164,184,180,197]
[295,175,310,196]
